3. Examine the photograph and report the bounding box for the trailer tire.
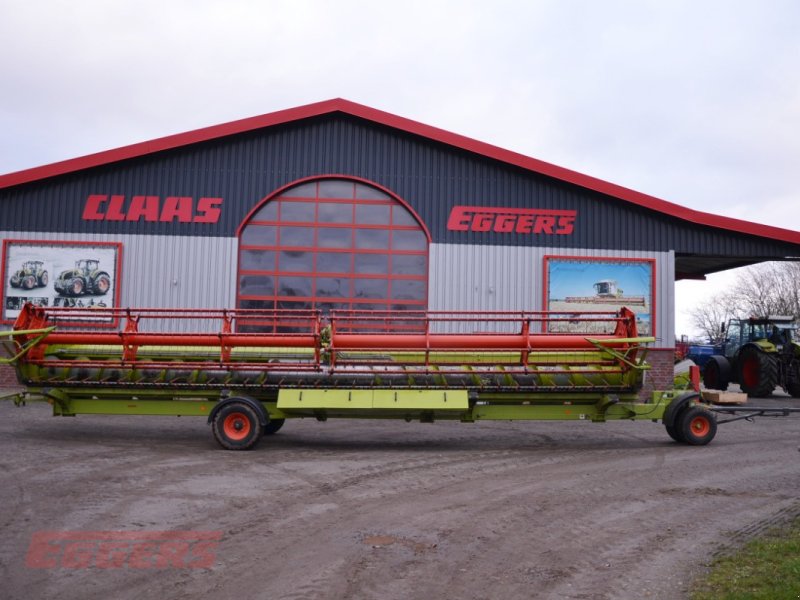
[702,355,730,391]
[263,418,285,435]
[678,405,717,446]
[212,402,263,450]
[665,422,685,443]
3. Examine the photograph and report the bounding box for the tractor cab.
[76,259,100,273]
[22,260,44,271]
[593,280,619,297]
[721,316,795,358]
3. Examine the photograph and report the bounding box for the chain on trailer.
[0,302,775,450]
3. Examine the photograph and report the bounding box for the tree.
[688,261,800,343]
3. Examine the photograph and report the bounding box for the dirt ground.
[0,387,798,600]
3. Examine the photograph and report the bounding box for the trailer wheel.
[212,402,263,450]
[263,418,285,435]
[665,422,685,443]
[678,405,717,446]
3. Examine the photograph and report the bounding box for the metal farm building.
[3,98,800,393]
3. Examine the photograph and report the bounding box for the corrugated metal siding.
[1,114,799,261]
[1,230,237,332]
[429,243,675,346]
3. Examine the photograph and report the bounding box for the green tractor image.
[53,259,111,297]
[703,316,800,397]
[9,260,49,290]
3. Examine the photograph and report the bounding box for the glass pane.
[317,227,352,248]
[239,275,275,296]
[241,225,277,247]
[392,229,427,251]
[391,254,426,275]
[355,183,390,200]
[278,250,313,272]
[355,204,390,225]
[238,298,274,310]
[353,278,388,299]
[279,226,315,247]
[317,252,351,273]
[354,253,389,274]
[277,300,312,310]
[392,205,419,226]
[318,202,353,224]
[280,201,316,223]
[280,182,317,198]
[240,250,275,271]
[354,228,390,249]
[278,276,312,298]
[392,279,425,300]
[316,277,350,298]
[319,180,354,199]
[250,202,278,222]
[316,301,346,314]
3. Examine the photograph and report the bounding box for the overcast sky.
[2,0,798,337]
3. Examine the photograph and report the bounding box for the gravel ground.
[0,386,798,600]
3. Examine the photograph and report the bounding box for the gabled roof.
[2,97,800,247]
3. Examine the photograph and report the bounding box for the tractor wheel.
[93,274,111,295]
[22,275,36,290]
[786,363,800,398]
[678,405,717,446]
[263,418,285,435]
[212,402,263,450]
[702,356,730,391]
[737,346,777,397]
[38,271,49,287]
[10,279,20,288]
[68,278,84,296]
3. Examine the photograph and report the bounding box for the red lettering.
[516,214,534,233]
[447,206,577,236]
[105,195,127,221]
[533,215,555,234]
[62,541,96,569]
[82,195,108,220]
[194,197,223,223]
[187,540,220,569]
[473,214,493,232]
[557,215,575,234]
[446,206,471,231]
[154,542,191,568]
[25,532,63,568]
[160,197,193,223]
[126,196,160,222]
[494,214,516,233]
[96,542,130,568]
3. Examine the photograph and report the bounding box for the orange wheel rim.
[690,416,710,437]
[223,412,251,440]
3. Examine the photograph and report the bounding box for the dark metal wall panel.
[1,114,798,260]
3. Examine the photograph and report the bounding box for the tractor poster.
[544,256,654,335]
[2,240,121,324]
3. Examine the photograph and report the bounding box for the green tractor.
[9,260,49,290]
[703,316,800,397]
[53,259,111,297]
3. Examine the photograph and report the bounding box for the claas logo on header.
[447,206,576,235]
[82,195,223,223]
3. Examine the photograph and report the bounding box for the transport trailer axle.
[710,406,800,424]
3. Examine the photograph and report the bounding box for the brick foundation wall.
[0,364,21,387]
[640,348,675,400]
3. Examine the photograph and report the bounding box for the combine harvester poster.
[2,240,121,325]
[544,256,654,335]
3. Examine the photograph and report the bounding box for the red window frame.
[236,176,430,329]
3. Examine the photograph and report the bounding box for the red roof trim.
[2,97,800,245]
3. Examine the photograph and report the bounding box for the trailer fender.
[662,392,701,427]
[207,395,269,428]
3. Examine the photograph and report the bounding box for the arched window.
[237,177,429,325]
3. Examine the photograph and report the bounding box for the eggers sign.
[447,206,576,235]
